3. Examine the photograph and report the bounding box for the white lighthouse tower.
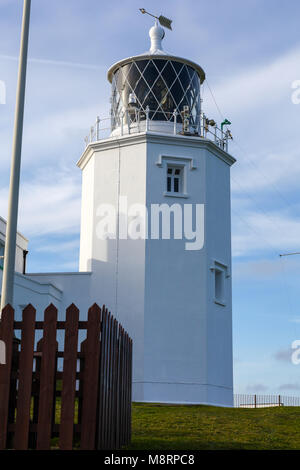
[77,19,236,406]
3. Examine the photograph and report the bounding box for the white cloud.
[246,383,269,393]
[22,104,104,164]
[209,44,300,115]
[231,145,300,193]
[233,257,297,280]
[278,383,300,391]
[232,210,300,257]
[35,238,80,253]
[274,349,293,363]
[0,54,106,71]
[0,168,81,237]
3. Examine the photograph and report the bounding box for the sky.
[1,0,300,395]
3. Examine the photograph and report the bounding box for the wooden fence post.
[14,305,36,450]
[80,303,101,450]
[0,305,14,450]
[36,304,58,450]
[59,304,79,450]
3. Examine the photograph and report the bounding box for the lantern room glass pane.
[111,58,201,130]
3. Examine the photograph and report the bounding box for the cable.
[231,139,296,211]
[279,255,295,318]
[205,76,296,212]
[231,175,291,250]
[231,208,282,257]
[205,79,225,121]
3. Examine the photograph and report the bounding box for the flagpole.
[1,0,31,313]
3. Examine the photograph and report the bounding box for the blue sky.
[1,0,300,394]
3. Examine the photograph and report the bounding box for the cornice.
[77,132,236,170]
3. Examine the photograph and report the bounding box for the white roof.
[107,21,205,84]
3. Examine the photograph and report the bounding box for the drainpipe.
[22,250,28,275]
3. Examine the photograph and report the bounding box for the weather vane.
[139,8,173,30]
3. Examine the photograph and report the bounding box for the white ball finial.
[149,20,165,54]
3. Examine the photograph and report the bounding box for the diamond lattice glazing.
[111,58,201,131]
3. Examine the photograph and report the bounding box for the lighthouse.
[77,19,236,406]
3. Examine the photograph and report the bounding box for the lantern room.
[107,21,206,135]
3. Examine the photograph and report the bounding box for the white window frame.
[166,164,185,196]
[155,155,197,199]
[210,260,230,307]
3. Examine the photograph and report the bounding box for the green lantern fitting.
[221,118,231,132]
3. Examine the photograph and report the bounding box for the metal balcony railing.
[84,108,232,153]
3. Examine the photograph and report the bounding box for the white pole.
[1,0,31,313]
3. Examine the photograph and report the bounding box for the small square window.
[166,166,183,194]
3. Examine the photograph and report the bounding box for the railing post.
[203,114,207,138]
[120,111,124,136]
[199,112,203,137]
[96,116,100,141]
[136,109,140,133]
[173,109,178,135]
[197,115,201,136]
[126,110,130,135]
[254,394,257,408]
[145,106,150,132]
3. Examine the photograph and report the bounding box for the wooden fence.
[0,303,132,450]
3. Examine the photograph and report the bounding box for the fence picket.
[14,305,36,450]
[97,307,107,449]
[36,304,58,450]
[80,303,101,450]
[107,313,113,449]
[0,305,14,450]
[59,304,79,450]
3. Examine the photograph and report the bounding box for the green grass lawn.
[126,403,300,450]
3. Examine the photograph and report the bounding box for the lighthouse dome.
[107,21,205,135]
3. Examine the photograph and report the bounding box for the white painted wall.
[142,135,234,406]
[78,132,235,406]
[78,136,147,400]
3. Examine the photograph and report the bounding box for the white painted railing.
[84,108,232,152]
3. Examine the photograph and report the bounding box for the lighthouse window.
[215,269,224,303]
[212,261,228,306]
[166,166,182,194]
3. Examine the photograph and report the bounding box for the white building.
[0,22,236,406]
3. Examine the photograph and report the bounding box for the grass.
[125,403,300,450]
